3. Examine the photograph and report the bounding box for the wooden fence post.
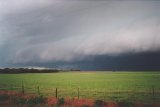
[37,86,40,96]
[78,88,79,99]
[22,82,24,95]
[152,86,155,107]
[56,88,58,98]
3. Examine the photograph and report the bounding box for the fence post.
[55,88,58,98]
[152,86,155,107]
[22,81,24,95]
[104,89,106,100]
[37,86,40,96]
[78,88,79,99]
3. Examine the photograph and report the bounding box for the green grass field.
[0,71,160,102]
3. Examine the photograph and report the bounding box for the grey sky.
[0,0,160,66]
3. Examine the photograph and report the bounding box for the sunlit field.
[0,71,160,103]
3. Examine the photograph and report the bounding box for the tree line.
[0,68,59,74]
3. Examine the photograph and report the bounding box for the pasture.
[0,71,160,103]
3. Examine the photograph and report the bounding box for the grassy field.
[0,71,160,102]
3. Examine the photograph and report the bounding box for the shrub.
[118,102,133,107]
[58,98,65,106]
[0,94,9,101]
[26,95,45,105]
[47,97,58,106]
[94,100,104,107]
[81,104,89,107]
[14,98,26,105]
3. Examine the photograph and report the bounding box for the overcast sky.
[0,0,160,70]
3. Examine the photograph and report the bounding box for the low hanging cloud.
[0,0,160,64]
[77,19,160,55]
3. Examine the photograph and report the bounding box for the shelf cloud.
[0,0,160,68]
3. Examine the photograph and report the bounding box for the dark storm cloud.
[0,0,160,69]
[10,51,160,71]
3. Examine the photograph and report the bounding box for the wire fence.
[0,85,160,104]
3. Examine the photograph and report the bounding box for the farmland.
[0,71,160,103]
